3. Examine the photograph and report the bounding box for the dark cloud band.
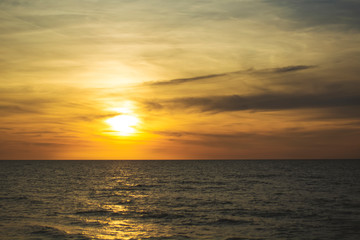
[145,91,360,113]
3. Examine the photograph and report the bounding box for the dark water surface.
[1,160,359,240]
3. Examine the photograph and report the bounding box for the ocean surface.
[0,160,359,240]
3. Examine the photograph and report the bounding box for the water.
[0,160,359,240]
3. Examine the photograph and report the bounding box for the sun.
[105,114,140,136]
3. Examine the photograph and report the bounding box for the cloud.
[271,65,316,73]
[145,65,315,86]
[149,127,360,159]
[305,106,360,121]
[75,113,120,122]
[0,104,39,115]
[0,127,13,131]
[144,91,360,113]
[153,130,256,139]
[146,72,231,86]
[274,0,360,30]
[157,127,360,141]
[152,131,185,137]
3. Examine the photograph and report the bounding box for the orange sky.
[1,0,360,159]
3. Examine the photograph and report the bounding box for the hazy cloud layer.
[1,0,360,159]
[151,127,360,159]
[274,0,360,30]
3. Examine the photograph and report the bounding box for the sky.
[1,0,360,160]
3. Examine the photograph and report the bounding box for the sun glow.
[105,102,141,136]
[106,115,140,136]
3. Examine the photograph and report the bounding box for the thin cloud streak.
[271,65,316,73]
[146,65,316,86]
[146,73,230,86]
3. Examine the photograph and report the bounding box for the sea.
[0,160,359,240]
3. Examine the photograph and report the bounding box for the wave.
[138,211,186,220]
[142,235,191,240]
[75,210,111,216]
[226,238,265,240]
[0,196,28,201]
[29,224,91,240]
[110,184,160,191]
[74,208,187,221]
[214,218,252,225]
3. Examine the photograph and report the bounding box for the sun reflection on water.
[79,218,170,240]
